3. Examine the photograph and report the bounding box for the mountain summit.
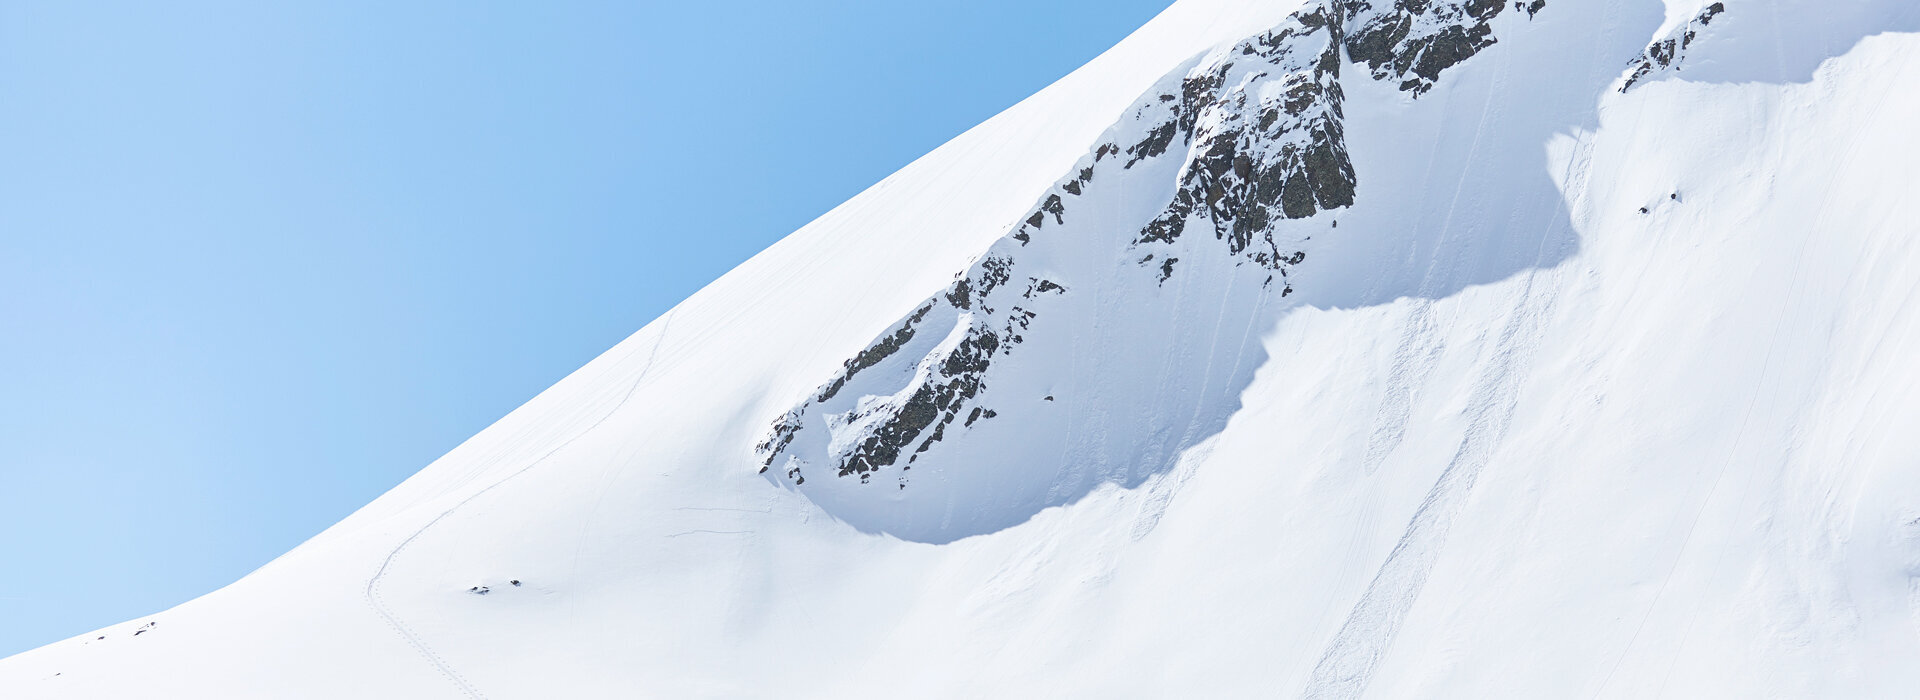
[8,0,1920,697]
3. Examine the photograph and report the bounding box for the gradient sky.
[0,0,1176,657]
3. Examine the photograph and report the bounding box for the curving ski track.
[363,312,675,699]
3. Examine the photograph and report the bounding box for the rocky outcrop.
[1621,2,1726,92]
[755,250,1066,482]
[755,0,1535,488]
[1345,0,1512,96]
[1134,1,1354,264]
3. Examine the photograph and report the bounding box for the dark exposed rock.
[1041,195,1066,224]
[1134,0,1355,263]
[946,255,1014,311]
[756,410,803,471]
[837,326,1002,477]
[1621,2,1724,92]
[1344,0,1510,96]
[818,303,933,402]
[755,0,1524,488]
[946,277,975,309]
[757,245,1042,479]
[975,257,1013,305]
[1128,121,1181,167]
[964,406,999,427]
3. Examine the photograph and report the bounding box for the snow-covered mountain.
[8,0,1920,696]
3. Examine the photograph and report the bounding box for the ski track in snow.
[1303,30,1580,691]
[1305,266,1559,699]
[1361,302,1441,476]
[16,2,1920,697]
[362,311,676,700]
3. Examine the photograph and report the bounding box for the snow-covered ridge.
[756,0,1539,537]
[10,0,1920,696]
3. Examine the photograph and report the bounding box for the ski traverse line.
[363,310,677,700]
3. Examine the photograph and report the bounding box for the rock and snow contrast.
[7,0,1920,696]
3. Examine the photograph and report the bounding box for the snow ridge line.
[363,311,676,700]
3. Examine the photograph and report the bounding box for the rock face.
[756,0,1532,491]
[1621,2,1726,92]
[753,252,1060,484]
[1133,1,1353,262]
[1345,0,1511,96]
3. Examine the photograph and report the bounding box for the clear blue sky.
[0,0,1175,657]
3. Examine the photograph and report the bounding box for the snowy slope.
[8,0,1920,697]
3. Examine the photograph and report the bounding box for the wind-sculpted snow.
[756,0,1534,541]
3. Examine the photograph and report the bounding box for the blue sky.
[0,0,1175,657]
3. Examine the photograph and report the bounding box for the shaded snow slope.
[8,0,1920,697]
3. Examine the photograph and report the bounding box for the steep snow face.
[9,0,1920,698]
[758,0,1529,542]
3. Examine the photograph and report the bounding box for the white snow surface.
[8,0,1920,697]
